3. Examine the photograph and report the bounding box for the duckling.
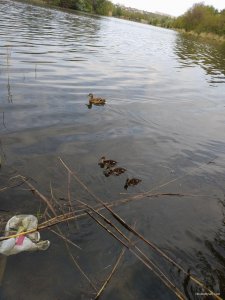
[124,178,142,190]
[88,93,106,105]
[98,156,117,169]
[104,167,126,177]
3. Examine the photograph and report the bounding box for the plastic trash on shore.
[0,215,50,256]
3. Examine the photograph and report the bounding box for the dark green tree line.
[45,0,113,15]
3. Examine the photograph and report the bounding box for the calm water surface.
[1,1,225,299]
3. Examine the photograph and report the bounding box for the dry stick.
[95,247,126,300]
[87,212,185,300]
[43,212,94,290]
[15,171,220,298]
[63,234,97,292]
[38,196,96,293]
[94,193,222,299]
[59,157,222,300]
[0,182,220,298]
[66,171,78,232]
[49,228,82,250]
[81,201,185,300]
[116,158,218,206]
[49,180,71,231]
[0,211,124,242]
[20,176,56,217]
[67,244,97,292]
[67,171,73,213]
[119,192,205,197]
[94,222,137,300]
[46,207,97,293]
[49,178,94,290]
[0,217,79,241]
[46,206,75,244]
[82,201,185,300]
[0,176,28,193]
[49,181,65,216]
[113,191,209,212]
[133,157,218,199]
[0,201,214,298]
[38,192,187,226]
[18,176,97,292]
[77,199,128,244]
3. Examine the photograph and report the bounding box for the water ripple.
[1,1,225,299]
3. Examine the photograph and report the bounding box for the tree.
[95,0,113,15]
[172,2,225,35]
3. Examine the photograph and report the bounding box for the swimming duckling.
[104,167,126,177]
[88,93,106,105]
[124,178,142,190]
[98,156,117,169]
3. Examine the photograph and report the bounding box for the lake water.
[1,1,225,299]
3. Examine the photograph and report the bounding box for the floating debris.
[98,156,117,169]
[124,178,142,190]
[0,215,50,256]
[104,167,126,177]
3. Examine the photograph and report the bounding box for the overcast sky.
[110,0,225,16]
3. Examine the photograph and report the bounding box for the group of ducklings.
[98,156,142,190]
[86,93,106,109]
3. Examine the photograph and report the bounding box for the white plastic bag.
[0,215,50,256]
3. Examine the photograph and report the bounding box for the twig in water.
[49,228,81,250]
[94,234,132,299]
[17,175,97,293]
[87,211,185,300]
[77,200,185,299]
[67,171,73,213]
[58,157,222,300]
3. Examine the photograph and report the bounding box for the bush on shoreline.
[173,3,225,36]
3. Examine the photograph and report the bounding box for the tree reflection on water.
[174,34,225,85]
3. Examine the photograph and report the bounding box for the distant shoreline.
[14,0,225,45]
[176,29,225,44]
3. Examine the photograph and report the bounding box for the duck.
[88,93,106,105]
[104,167,127,177]
[98,156,117,169]
[124,178,142,190]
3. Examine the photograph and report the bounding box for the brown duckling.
[124,178,142,190]
[98,156,117,169]
[88,93,106,105]
[104,167,126,177]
